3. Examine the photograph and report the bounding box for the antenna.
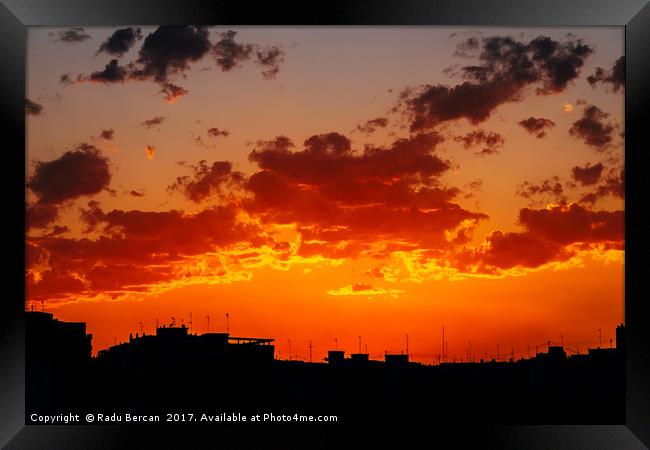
[334,338,338,350]
[41,300,44,311]
[406,334,409,356]
[527,344,530,359]
[365,343,368,354]
[206,315,210,333]
[598,328,602,348]
[139,321,143,334]
[189,312,193,333]
[226,313,230,334]
[358,336,362,354]
[308,340,313,362]
[288,339,292,361]
[468,340,472,362]
[442,325,445,363]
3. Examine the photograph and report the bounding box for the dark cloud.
[245,131,486,257]
[129,190,145,197]
[212,30,253,72]
[74,27,285,102]
[50,27,91,43]
[99,129,115,140]
[207,127,230,138]
[579,169,624,205]
[401,35,593,131]
[159,82,188,103]
[518,117,556,138]
[516,176,566,204]
[357,117,389,134]
[518,203,623,245]
[25,99,43,116]
[587,56,625,92]
[453,203,623,274]
[255,46,285,79]
[141,116,165,129]
[27,203,59,229]
[131,26,211,82]
[83,59,129,83]
[59,73,74,87]
[97,27,143,57]
[28,143,112,206]
[569,103,616,151]
[454,130,505,156]
[571,162,603,186]
[168,160,245,203]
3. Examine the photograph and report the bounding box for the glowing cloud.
[145,145,156,160]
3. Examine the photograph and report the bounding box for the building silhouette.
[25,311,625,423]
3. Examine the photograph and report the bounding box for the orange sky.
[25,26,624,361]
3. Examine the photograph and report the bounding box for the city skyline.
[26,26,624,362]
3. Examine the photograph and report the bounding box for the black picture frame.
[1,1,649,448]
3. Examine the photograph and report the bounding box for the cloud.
[25,99,43,116]
[518,203,623,245]
[246,131,486,256]
[587,56,625,92]
[141,116,165,129]
[453,203,623,274]
[59,73,74,87]
[27,144,112,229]
[27,203,59,229]
[97,27,143,57]
[255,46,285,79]
[159,82,188,103]
[145,145,156,160]
[131,26,212,82]
[129,190,145,197]
[579,169,624,205]
[518,117,556,138]
[27,203,268,301]
[207,127,230,138]
[50,27,91,43]
[327,283,404,297]
[82,59,130,83]
[401,35,593,130]
[569,103,617,151]
[212,30,253,71]
[571,162,603,186]
[516,176,566,204]
[74,27,286,102]
[168,160,245,203]
[356,117,389,134]
[99,129,115,140]
[28,143,111,206]
[454,130,504,156]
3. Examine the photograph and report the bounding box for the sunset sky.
[26,26,624,362]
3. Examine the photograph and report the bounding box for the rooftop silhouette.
[26,311,625,424]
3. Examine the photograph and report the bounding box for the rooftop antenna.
[334,338,338,350]
[308,340,313,362]
[206,315,210,333]
[189,312,193,333]
[598,328,602,348]
[288,339,292,361]
[406,334,409,356]
[226,313,230,334]
[358,336,362,354]
[442,325,445,362]
[468,340,472,362]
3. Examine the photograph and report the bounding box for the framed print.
[1,1,649,448]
